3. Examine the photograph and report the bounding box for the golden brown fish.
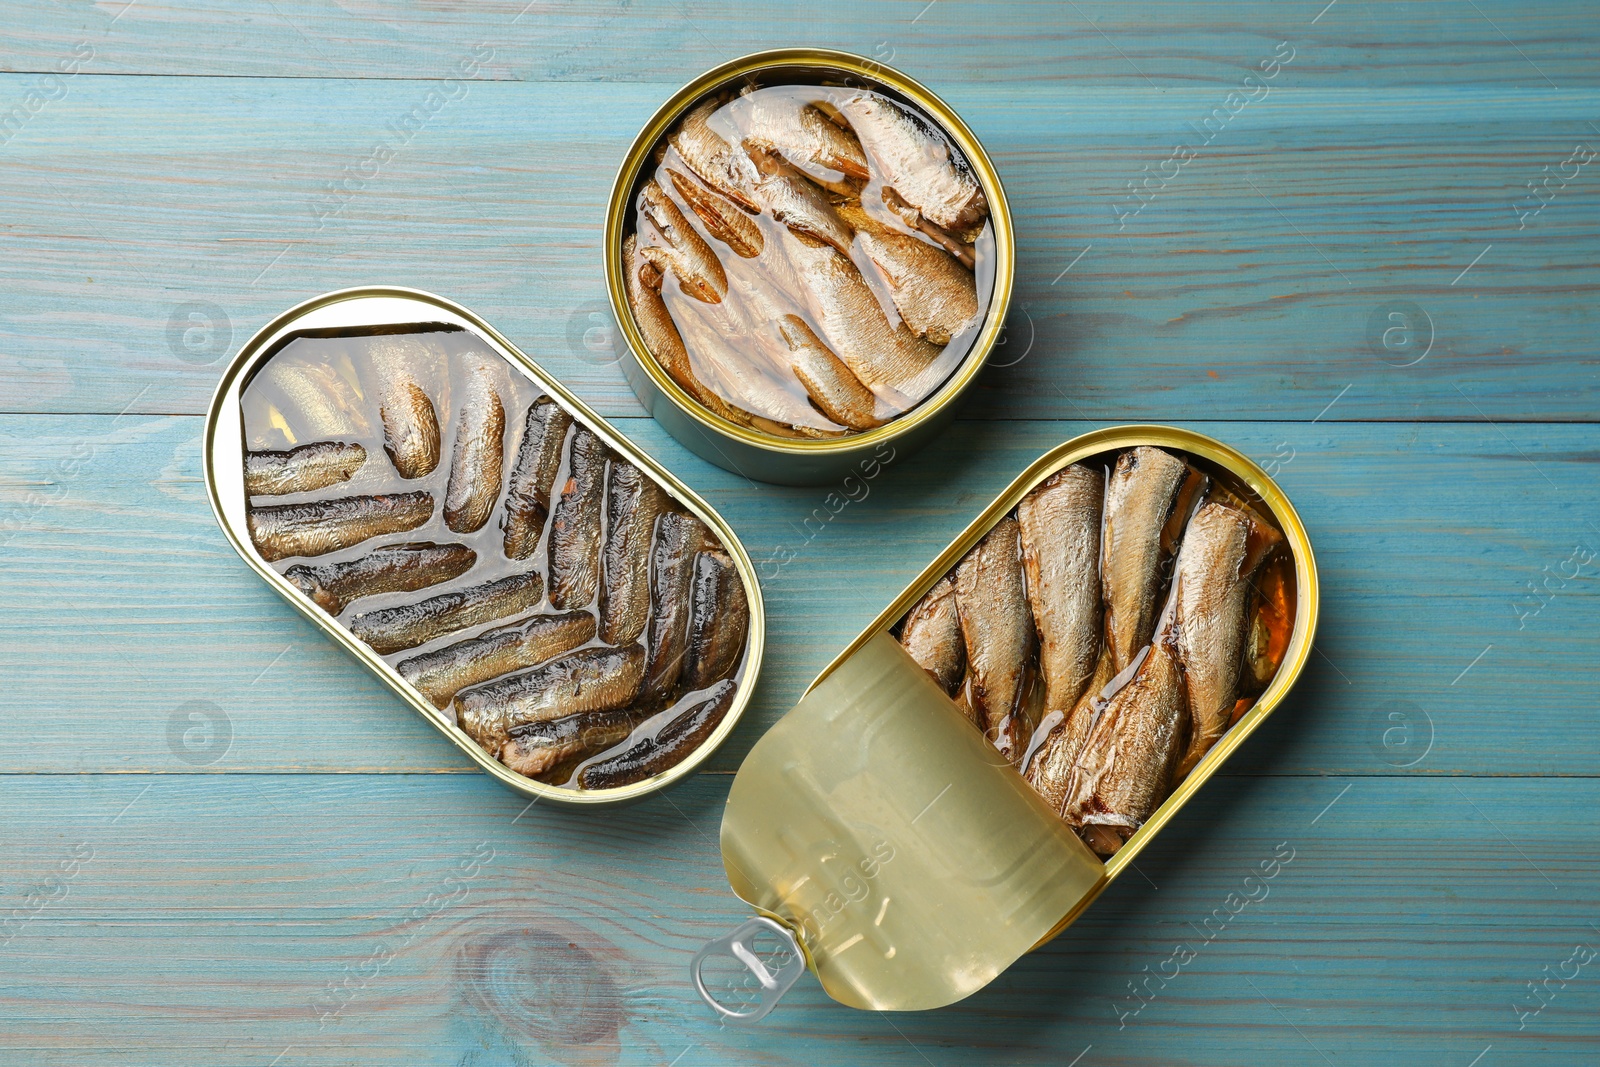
[779,230,942,400]
[776,315,884,430]
[1060,641,1187,856]
[666,167,763,259]
[622,234,753,428]
[881,186,977,267]
[501,396,572,561]
[736,93,869,194]
[1018,465,1104,716]
[1024,647,1116,814]
[900,574,965,697]
[745,144,854,256]
[248,492,433,563]
[502,707,638,779]
[443,351,509,534]
[283,540,474,616]
[397,610,596,710]
[682,549,749,689]
[837,201,979,346]
[245,441,366,497]
[1243,550,1295,693]
[457,644,646,755]
[257,359,372,442]
[1101,447,1207,671]
[838,92,988,232]
[642,510,713,704]
[638,177,727,304]
[1172,502,1284,778]
[668,291,845,438]
[576,679,736,789]
[601,459,671,645]
[347,571,543,656]
[547,426,608,610]
[669,97,759,211]
[363,334,444,479]
[954,516,1036,762]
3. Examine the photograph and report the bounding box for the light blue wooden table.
[2,2,1596,1064]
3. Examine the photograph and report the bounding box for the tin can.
[604,48,1015,486]
[202,286,765,807]
[693,425,1318,1015]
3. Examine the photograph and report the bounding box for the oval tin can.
[605,47,1016,486]
[202,286,765,808]
[697,425,1318,1013]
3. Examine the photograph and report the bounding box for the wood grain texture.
[1,1,1597,1063]
[2,415,1595,777]
[0,74,1595,420]
[1,0,1597,86]
[1,772,1596,1065]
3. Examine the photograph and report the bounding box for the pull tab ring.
[691,916,805,1024]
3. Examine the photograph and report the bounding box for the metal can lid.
[716,632,1106,1012]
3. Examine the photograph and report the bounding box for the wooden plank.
[1,75,1596,421]
[1,771,1594,1064]
[2,414,1594,776]
[1,0,1596,86]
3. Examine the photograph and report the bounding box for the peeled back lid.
[720,631,1106,1011]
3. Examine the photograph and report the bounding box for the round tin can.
[604,48,1015,486]
[202,286,765,808]
[694,426,1318,1015]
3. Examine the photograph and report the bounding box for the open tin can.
[693,425,1318,1015]
[605,48,1015,485]
[203,287,764,807]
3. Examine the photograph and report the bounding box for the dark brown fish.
[248,492,433,563]
[576,679,737,789]
[364,334,443,479]
[1172,502,1284,778]
[669,97,759,211]
[1102,447,1206,672]
[501,396,572,560]
[443,351,509,534]
[745,144,854,255]
[622,234,753,429]
[642,510,713,704]
[396,610,596,710]
[638,178,727,304]
[456,644,646,755]
[501,707,637,779]
[836,201,979,346]
[283,541,475,616]
[900,574,964,696]
[1018,465,1104,716]
[737,94,870,193]
[245,441,366,497]
[1024,648,1115,815]
[667,167,763,259]
[682,549,750,690]
[1061,641,1187,857]
[838,92,988,232]
[347,572,543,655]
[954,516,1036,763]
[777,315,884,430]
[600,460,670,645]
[546,426,608,610]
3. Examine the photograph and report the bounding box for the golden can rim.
[801,424,1320,934]
[200,285,767,808]
[603,46,1016,458]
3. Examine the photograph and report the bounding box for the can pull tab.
[690,916,805,1024]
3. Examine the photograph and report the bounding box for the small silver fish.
[736,92,870,194]
[837,201,979,346]
[954,516,1036,762]
[638,178,728,304]
[1102,447,1206,672]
